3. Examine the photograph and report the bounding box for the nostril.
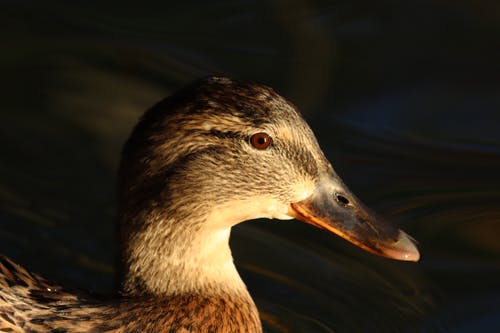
[335,193,350,206]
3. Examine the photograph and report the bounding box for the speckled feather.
[1,77,331,332]
[0,255,260,332]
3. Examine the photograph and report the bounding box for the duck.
[0,76,419,333]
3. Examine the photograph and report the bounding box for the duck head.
[117,76,419,296]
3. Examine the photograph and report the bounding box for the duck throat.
[119,212,249,299]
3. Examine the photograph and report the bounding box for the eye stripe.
[205,130,242,139]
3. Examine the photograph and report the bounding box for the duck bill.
[288,173,420,262]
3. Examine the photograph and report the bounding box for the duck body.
[0,76,419,332]
[0,255,259,332]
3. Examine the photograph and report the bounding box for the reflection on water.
[1,1,499,332]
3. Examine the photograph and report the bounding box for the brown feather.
[1,76,331,332]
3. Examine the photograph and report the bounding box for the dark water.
[1,1,499,332]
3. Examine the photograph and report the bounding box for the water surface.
[1,1,499,332]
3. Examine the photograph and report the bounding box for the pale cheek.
[269,180,316,220]
[265,201,295,220]
[290,179,316,202]
[206,179,316,226]
[208,198,294,227]
[251,175,316,220]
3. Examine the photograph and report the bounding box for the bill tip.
[383,231,420,262]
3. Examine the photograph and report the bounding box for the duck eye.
[250,132,272,150]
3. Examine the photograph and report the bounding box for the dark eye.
[250,132,273,150]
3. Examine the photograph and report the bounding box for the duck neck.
[119,206,249,300]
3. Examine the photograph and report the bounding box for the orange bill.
[288,173,420,261]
